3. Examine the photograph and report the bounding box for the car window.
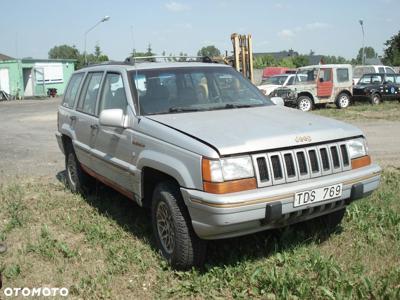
[371,75,383,84]
[319,69,332,82]
[77,72,103,115]
[359,76,371,84]
[336,68,349,82]
[385,75,395,83]
[353,66,374,77]
[395,75,400,84]
[297,68,317,83]
[62,73,84,108]
[378,67,385,73]
[385,67,395,74]
[287,76,294,85]
[99,73,128,113]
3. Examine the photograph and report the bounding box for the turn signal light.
[203,178,257,194]
[351,155,371,169]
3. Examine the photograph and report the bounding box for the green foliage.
[253,54,309,69]
[356,46,377,64]
[383,31,400,66]
[254,55,277,68]
[197,45,221,58]
[322,55,349,64]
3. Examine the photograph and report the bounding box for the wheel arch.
[297,92,314,102]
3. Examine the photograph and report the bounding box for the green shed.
[0,54,75,98]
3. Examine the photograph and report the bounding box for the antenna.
[130,25,141,116]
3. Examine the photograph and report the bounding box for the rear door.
[72,71,104,169]
[384,74,397,101]
[317,68,333,98]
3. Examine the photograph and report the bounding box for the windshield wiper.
[168,107,201,113]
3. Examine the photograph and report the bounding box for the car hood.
[146,106,363,156]
[258,84,281,94]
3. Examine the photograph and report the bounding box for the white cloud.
[278,29,294,39]
[165,1,190,12]
[305,22,330,30]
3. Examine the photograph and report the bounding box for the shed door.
[0,68,10,94]
[317,68,333,98]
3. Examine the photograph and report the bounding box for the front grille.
[252,141,351,187]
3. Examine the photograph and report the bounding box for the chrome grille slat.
[253,141,351,187]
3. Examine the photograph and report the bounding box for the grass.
[313,101,400,121]
[0,170,399,299]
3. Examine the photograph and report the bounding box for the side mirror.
[319,78,324,83]
[99,109,125,128]
[270,97,284,106]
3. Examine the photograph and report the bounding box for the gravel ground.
[0,99,398,183]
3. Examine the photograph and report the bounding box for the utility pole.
[84,16,110,65]
[359,19,365,64]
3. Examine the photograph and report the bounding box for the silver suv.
[56,60,381,269]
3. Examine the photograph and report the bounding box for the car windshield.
[295,68,317,83]
[358,74,383,85]
[129,66,272,115]
[261,75,288,85]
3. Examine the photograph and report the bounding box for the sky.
[0,0,399,61]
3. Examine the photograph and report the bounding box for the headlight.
[202,156,256,194]
[347,138,368,159]
[221,156,254,181]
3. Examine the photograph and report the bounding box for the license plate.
[294,183,343,208]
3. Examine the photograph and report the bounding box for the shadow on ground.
[56,170,342,270]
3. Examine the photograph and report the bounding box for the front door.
[92,72,137,196]
[317,68,333,98]
[384,74,398,101]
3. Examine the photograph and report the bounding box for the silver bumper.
[181,164,381,240]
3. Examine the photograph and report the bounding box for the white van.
[353,65,396,84]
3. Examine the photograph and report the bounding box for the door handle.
[90,124,99,130]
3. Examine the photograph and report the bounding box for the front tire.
[151,181,207,270]
[370,93,381,105]
[297,96,313,112]
[335,93,351,109]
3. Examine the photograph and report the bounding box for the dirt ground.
[0,99,399,183]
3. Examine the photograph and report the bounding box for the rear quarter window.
[336,68,349,82]
[62,73,84,108]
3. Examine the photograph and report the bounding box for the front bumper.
[181,164,381,240]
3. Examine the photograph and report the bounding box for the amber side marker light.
[202,158,257,194]
[351,155,371,170]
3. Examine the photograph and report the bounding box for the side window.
[386,67,395,74]
[77,72,103,115]
[62,73,84,108]
[395,75,400,84]
[371,75,382,83]
[99,73,128,113]
[319,69,332,82]
[385,75,395,83]
[337,68,349,82]
[378,67,385,73]
[287,76,294,85]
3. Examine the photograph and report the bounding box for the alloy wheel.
[156,201,175,254]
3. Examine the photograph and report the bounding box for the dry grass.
[0,169,399,299]
[313,101,400,121]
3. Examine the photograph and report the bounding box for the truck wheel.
[65,144,91,194]
[297,96,313,112]
[370,93,381,105]
[151,181,207,270]
[335,93,350,109]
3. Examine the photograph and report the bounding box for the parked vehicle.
[270,64,353,111]
[258,74,307,95]
[262,67,296,80]
[353,73,400,104]
[56,59,381,269]
[353,65,396,85]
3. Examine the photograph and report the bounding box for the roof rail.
[124,55,214,63]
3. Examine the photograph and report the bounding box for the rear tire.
[297,96,313,112]
[335,93,351,109]
[151,181,207,270]
[370,93,381,105]
[65,144,91,194]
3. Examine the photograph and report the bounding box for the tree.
[383,31,400,66]
[48,44,80,60]
[355,46,377,64]
[322,55,349,64]
[197,45,221,58]
[253,55,276,69]
[291,55,309,68]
